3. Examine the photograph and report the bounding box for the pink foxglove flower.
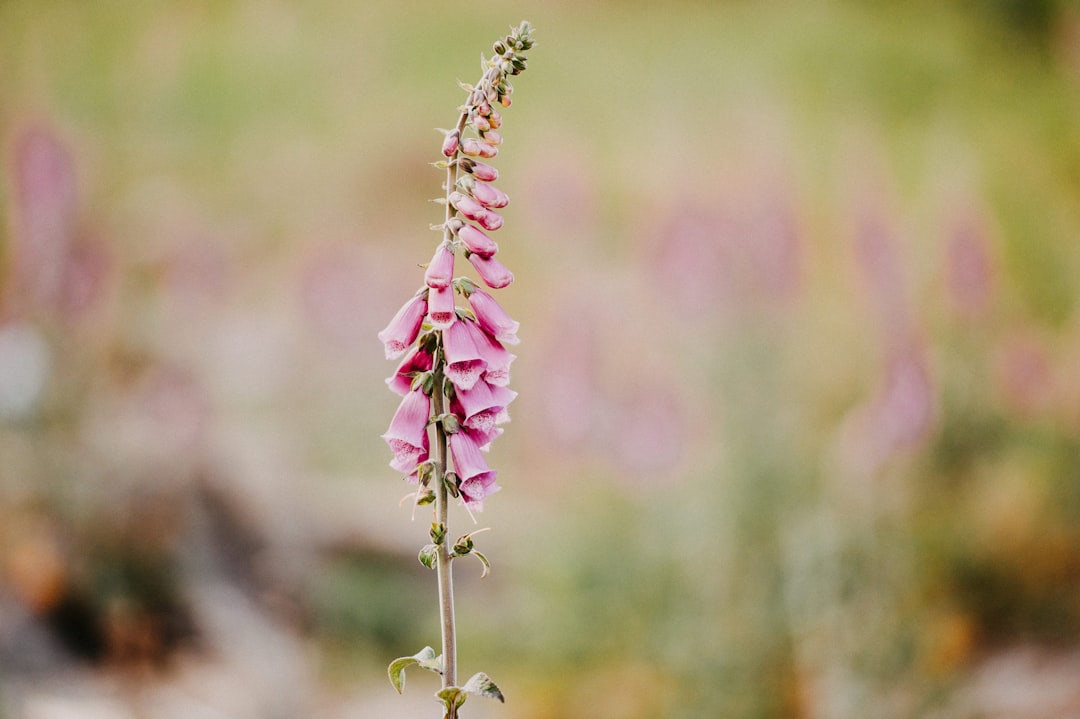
[468,252,514,289]
[457,224,499,258]
[463,318,515,386]
[442,318,486,390]
[382,387,432,473]
[386,344,434,396]
[379,21,532,714]
[424,243,455,289]
[427,284,456,329]
[448,430,501,510]
[378,292,427,359]
[467,288,520,344]
[469,181,509,209]
[454,378,517,432]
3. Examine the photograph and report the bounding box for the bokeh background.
[3,1,1080,717]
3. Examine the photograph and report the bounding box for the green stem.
[431,356,457,699]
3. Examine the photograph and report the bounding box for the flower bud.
[468,252,514,289]
[462,138,498,158]
[449,191,489,223]
[464,160,498,182]
[493,41,507,55]
[475,209,503,232]
[487,109,502,129]
[441,129,460,157]
[470,181,509,209]
[430,522,446,545]
[457,223,499,257]
[480,129,503,146]
[418,544,437,569]
[424,243,455,289]
[471,113,491,132]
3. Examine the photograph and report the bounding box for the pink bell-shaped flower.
[427,285,456,329]
[443,318,486,390]
[467,288,519,345]
[424,243,455,289]
[377,292,427,359]
[448,429,500,510]
[382,387,431,473]
[385,344,435,396]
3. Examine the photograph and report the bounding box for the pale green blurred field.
[2,2,1080,718]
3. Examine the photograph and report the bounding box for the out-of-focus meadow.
[3,1,1080,717]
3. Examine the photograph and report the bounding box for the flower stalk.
[381,21,533,718]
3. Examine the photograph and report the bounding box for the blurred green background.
[2,1,1080,717]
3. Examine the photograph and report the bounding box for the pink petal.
[441,130,460,158]
[454,380,517,432]
[377,292,427,359]
[448,430,500,510]
[450,192,488,224]
[457,224,498,258]
[467,289,519,345]
[424,243,455,289]
[468,253,513,289]
[463,319,515,386]
[442,319,486,390]
[470,182,509,209]
[385,344,434,396]
[427,285,456,329]
[476,210,503,232]
[382,389,431,472]
[462,159,499,182]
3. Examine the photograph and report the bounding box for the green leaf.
[436,686,467,710]
[462,672,505,703]
[387,646,441,694]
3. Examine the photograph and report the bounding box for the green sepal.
[452,534,474,556]
[440,412,460,434]
[418,544,438,569]
[387,646,442,694]
[444,472,460,498]
[462,672,505,703]
[430,522,446,545]
[415,490,435,506]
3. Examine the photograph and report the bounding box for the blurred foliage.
[2,1,1080,718]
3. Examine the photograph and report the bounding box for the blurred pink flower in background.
[946,209,997,320]
[6,124,110,323]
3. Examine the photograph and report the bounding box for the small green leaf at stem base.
[437,686,467,711]
[387,646,443,693]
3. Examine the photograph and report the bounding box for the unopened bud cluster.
[378,21,533,513]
